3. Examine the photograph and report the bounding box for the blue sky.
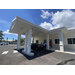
[0,9,75,40]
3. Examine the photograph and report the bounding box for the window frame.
[55,39,59,44]
[44,39,46,43]
[36,40,39,44]
[73,38,75,44]
[67,38,75,44]
[67,38,72,44]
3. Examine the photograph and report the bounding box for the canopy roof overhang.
[9,16,68,36]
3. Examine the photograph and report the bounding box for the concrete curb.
[48,49,75,55]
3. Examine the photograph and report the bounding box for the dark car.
[0,43,3,45]
[31,43,39,50]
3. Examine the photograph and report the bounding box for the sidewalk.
[48,48,75,55]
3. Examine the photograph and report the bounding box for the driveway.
[0,45,75,65]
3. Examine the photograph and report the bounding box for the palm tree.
[12,38,14,44]
[6,37,8,42]
[0,30,4,42]
[1,37,4,42]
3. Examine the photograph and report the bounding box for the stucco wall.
[64,45,75,51]
[63,31,75,44]
[33,34,60,50]
[63,31,75,50]
[33,31,75,51]
[50,32,75,50]
[34,36,46,44]
[49,34,60,50]
[33,34,59,44]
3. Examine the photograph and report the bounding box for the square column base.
[59,45,64,52]
[22,50,34,56]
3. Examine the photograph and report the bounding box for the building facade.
[32,30,75,51]
[9,16,75,56]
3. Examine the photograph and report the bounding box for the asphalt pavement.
[0,45,75,65]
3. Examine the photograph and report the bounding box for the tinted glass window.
[44,39,46,43]
[55,39,59,44]
[36,40,39,44]
[67,38,72,44]
[73,38,75,44]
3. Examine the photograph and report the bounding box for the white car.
[0,42,4,45]
[0,42,8,45]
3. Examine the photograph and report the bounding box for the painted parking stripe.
[13,50,18,53]
[1,51,9,55]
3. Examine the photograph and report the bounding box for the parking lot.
[0,45,75,65]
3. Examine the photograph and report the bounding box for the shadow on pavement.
[57,58,75,65]
[14,48,54,60]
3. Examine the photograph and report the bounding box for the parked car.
[31,43,39,50]
[4,42,8,45]
[9,42,13,44]
[0,42,8,45]
[0,42,4,45]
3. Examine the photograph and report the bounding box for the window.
[36,40,39,44]
[67,38,72,44]
[67,38,75,44]
[73,38,75,44]
[44,39,46,43]
[55,39,59,44]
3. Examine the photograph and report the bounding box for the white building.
[9,16,75,56]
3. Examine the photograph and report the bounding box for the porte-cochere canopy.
[9,16,68,56]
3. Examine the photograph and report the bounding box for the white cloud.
[0,19,11,27]
[3,30,17,35]
[3,30,25,38]
[51,9,75,28]
[40,10,53,19]
[40,22,58,30]
[21,35,25,38]
[40,9,75,30]
[40,22,52,30]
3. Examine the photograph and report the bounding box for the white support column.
[46,34,49,50]
[22,29,34,56]
[59,31,64,52]
[27,29,32,53]
[23,32,28,52]
[17,33,21,50]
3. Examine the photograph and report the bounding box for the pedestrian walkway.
[1,51,9,55]
[13,50,18,53]
[49,48,75,55]
[1,50,18,55]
